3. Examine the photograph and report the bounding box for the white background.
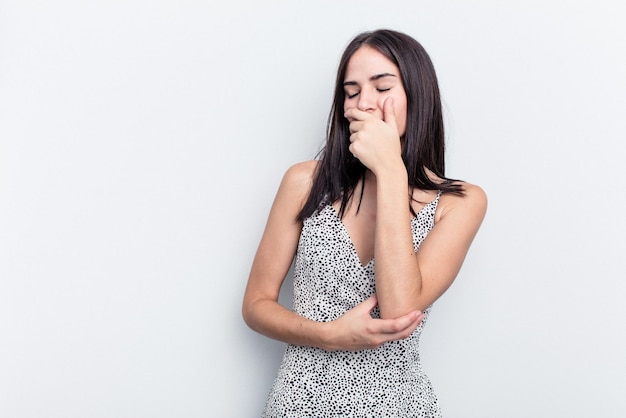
[1,1,625,417]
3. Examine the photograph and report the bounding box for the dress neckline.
[326,191,441,268]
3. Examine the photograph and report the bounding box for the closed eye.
[346,88,390,99]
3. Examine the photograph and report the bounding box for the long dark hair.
[297,29,462,221]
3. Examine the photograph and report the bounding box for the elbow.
[377,291,424,320]
[242,296,267,333]
[379,307,415,320]
[241,298,256,330]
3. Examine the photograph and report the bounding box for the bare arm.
[242,162,320,346]
[242,161,424,350]
[346,98,487,318]
[374,174,487,318]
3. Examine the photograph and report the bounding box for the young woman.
[242,29,487,417]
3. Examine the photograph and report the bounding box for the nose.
[357,90,375,112]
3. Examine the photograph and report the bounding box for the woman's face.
[343,46,408,136]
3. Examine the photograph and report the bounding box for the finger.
[357,295,378,312]
[382,97,398,132]
[345,107,375,122]
[349,120,363,134]
[376,310,423,335]
[349,133,357,144]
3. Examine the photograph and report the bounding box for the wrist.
[374,159,407,184]
[316,321,337,351]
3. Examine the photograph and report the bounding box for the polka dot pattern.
[263,192,442,417]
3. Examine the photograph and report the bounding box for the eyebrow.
[343,72,397,86]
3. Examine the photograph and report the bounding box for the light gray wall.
[1,1,624,417]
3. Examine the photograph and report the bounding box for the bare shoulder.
[437,181,488,223]
[283,160,318,185]
[460,182,488,209]
[281,160,317,193]
[274,160,319,211]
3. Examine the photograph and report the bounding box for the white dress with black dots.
[263,193,443,418]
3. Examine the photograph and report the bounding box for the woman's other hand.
[321,294,424,351]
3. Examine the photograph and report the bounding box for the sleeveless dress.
[263,193,443,417]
